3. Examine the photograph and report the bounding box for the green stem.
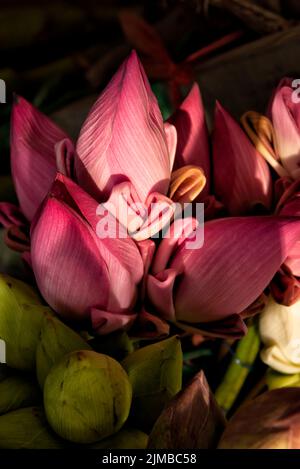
[214,320,260,414]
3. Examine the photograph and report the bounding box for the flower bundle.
[1,51,300,449]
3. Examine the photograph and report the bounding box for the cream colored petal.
[259,297,300,372]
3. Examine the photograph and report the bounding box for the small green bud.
[44,350,132,444]
[122,336,183,431]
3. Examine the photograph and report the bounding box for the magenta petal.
[11,96,69,220]
[55,138,75,179]
[147,269,180,322]
[168,83,210,195]
[91,308,137,335]
[148,216,300,324]
[76,51,172,202]
[213,102,272,215]
[0,202,26,227]
[31,175,144,321]
[31,197,110,320]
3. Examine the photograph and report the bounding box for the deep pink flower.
[30,173,144,334]
[268,78,300,180]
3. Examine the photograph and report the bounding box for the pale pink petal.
[168,83,210,195]
[164,122,177,172]
[269,78,300,179]
[213,102,272,215]
[11,96,69,220]
[148,216,300,325]
[91,308,137,335]
[103,181,175,241]
[76,51,171,202]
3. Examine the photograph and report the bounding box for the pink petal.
[11,96,69,221]
[31,197,110,320]
[31,175,144,321]
[0,202,26,227]
[168,83,210,195]
[269,78,300,179]
[76,51,173,203]
[55,138,75,179]
[212,102,272,215]
[103,181,175,241]
[147,216,300,324]
[91,308,137,335]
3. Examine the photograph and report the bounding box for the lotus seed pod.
[44,350,132,444]
[0,274,47,370]
[36,313,92,388]
[90,427,148,449]
[122,336,183,431]
[218,388,300,449]
[0,373,41,415]
[0,407,66,449]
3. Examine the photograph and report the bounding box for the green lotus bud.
[0,373,41,415]
[122,336,183,431]
[0,274,46,370]
[44,350,132,444]
[266,369,300,390]
[36,313,92,388]
[218,388,300,449]
[90,427,148,449]
[0,407,66,449]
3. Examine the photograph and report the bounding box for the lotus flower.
[30,173,144,334]
[1,51,209,243]
[147,216,300,338]
[242,78,300,181]
[212,101,272,216]
[260,296,300,374]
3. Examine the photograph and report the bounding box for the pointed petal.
[11,96,69,220]
[213,102,272,215]
[31,197,110,320]
[168,83,210,195]
[164,122,177,172]
[76,51,171,202]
